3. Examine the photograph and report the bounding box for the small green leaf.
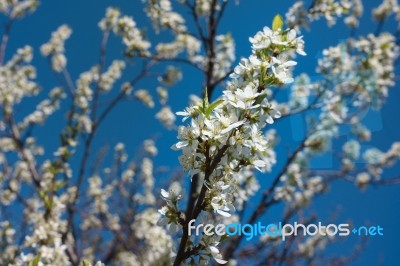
[193,106,203,116]
[44,197,53,210]
[205,99,224,118]
[272,14,284,31]
[220,233,230,242]
[202,88,209,112]
[54,180,66,191]
[255,93,268,105]
[31,254,41,266]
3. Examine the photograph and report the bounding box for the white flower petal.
[161,189,169,198]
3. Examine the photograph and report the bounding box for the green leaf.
[202,88,209,112]
[205,99,224,118]
[272,14,284,31]
[220,233,231,242]
[54,180,66,191]
[193,106,203,116]
[31,254,41,266]
[44,197,53,210]
[255,93,268,105]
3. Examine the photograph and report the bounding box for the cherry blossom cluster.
[171,23,305,173]
[344,140,400,190]
[0,46,38,115]
[0,0,38,18]
[145,0,186,33]
[156,33,202,63]
[213,33,236,82]
[159,19,306,265]
[99,7,151,56]
[41,25,72,72]
[274,165,326,208]
[317,32,399,113]
[373,0,399,21]
[297,229,334,259]
[286,0,363,31]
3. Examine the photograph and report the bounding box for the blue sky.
[2,0,400,265]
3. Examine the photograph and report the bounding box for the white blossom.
[41,25,72,72]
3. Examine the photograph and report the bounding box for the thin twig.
[0,16,14,65]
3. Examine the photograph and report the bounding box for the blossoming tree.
[0,0,399,265]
